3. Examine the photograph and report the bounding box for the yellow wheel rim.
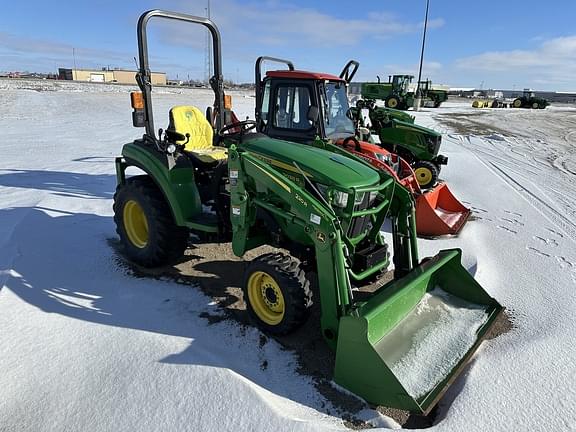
[123,200,149,248]
[414,166,433,186]
[247,271,285,325]
[388,98,398,108]
[513,99,522,108]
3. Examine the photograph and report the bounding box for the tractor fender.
[118,142,202,226]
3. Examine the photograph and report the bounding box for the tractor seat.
[168,105,227,164]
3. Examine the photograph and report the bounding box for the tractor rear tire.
[243,253,312,335]
[513,98,523,108]
[386,96,400,109]
[413,161,439,189]
[113,175,189,267]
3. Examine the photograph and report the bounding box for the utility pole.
[414,0,430,111]
[72,47,77,80]
[204,0,212,84]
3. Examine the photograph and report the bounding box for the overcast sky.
[1,0,575,91]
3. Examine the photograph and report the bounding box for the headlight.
[333,190,349,208]
[315,183,349,208]
[426,135,440,154]
[369,191,379,204]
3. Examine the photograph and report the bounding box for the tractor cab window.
[321,81,355,139]
[260,81,271,127]
[393,75,411,93]
[272,85,314,130]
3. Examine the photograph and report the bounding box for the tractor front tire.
[532,102,539,109]
[243,253,312,335]
[413,161,439,189]
[113,175,188,267]
[513,98,523,108]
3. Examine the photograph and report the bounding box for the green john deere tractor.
[361,74,415,110]
[360,75,448,109]
[114,10,503,415]
[418,79,449,108]
[355,99,416,124]
[512,89,549,109]
[354,102,447,188]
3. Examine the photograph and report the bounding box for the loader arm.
[229,145,350,346]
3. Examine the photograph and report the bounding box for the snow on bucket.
[375,287,488,399]
[334,249,503,414]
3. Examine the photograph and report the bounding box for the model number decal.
[295,193,308,207]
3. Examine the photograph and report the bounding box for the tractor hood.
[377,107,415,124]
[241,135,380,188]
[392,119,441,137]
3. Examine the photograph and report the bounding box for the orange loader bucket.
[415,182,471,236]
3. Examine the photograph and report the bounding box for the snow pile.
[376,288,488,399]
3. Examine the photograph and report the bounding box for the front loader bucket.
[334,249,503,414]
[415,182,471,237]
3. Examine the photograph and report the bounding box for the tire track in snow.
[487,161,576,242]
[444,133,576,242]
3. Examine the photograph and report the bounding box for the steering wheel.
[342,136,362,153]
[218,120,257,141]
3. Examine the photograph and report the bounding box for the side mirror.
[307,105,319,124]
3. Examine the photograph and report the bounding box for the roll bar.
[136,10,225,141]
[254,56,295,126]
[339,60,359,83]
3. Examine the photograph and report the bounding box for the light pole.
[72,47,77,80]
[414,0,430,111]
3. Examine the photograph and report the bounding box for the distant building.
[58,68,166,85]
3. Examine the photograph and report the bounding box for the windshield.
[322,81,355,138]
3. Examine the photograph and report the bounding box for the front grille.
[347,192,372,238]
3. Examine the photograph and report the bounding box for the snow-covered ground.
[1,79,575,431]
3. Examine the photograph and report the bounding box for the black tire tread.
[243,252,312,335]
[113,175,188,267]
[413,160,439,189]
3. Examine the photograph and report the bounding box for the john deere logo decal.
[185,111,193,120]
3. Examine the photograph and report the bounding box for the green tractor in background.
[360,75,448,110]
[353,99,447,189]
[418,79,449,108]
[362,74,415,110]
[512,89,549,109]
[113,9,503,415]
